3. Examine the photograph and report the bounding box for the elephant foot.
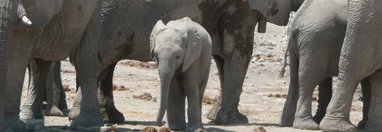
[104,107,125,123]
[25,119,45,131]
[320,116,356,132]
[280,114,294,127]
[70,112,104,131]
[187,124,204,132]
[68,106,80,120]
[313,114,324,124]
[4,116,26,132]
[213,108,248,125]
[44,105,64,117]
[19,106,44,121]
[292,116,319,130]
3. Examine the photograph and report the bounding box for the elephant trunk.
[156,60,176,126]
[0,0,19,130]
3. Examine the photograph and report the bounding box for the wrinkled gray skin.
[1,0,99,131]
[0,0,23,131]
[69,0,304,128]
[280,0,371,130]
[22,61,68,118]
[68,62,125,124]
[319,0,382,131]
[151,18,212,131]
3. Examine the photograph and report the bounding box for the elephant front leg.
[183,65,203,131]
[70,58,103,130]
[167,77,186,130]
[19,59,51,130]
[210,50,251,125]
[364,70,382,131]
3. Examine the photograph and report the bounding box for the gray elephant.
[0,0,100,131]
[320,0,382,131]
[68,0,305,128]
[280,0,371,130]
[150,17,212,131]
[21,61,68,117]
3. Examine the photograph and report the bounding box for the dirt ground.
[20,23,365,132]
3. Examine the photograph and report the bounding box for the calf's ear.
[182,32,202,72]
[150,20,166,60]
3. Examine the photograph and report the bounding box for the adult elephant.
[280,0,371,130]
[69,0,304,129]
[319,0,382,131]
[1,0,100,131]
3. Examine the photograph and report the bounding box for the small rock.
[142,127,157,132]
[159,127,171,132]
[253,127,266,132]
[194,128,208,132]
[63,85,71,92]
[133,92,152,101]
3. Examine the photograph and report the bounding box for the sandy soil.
[20,23,364,132]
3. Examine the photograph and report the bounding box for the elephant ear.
[150,20,166,60]
[248,0,292,26]
[182,31,202,72]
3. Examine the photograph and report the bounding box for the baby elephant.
[150,17,212,131]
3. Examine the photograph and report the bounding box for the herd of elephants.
[0,0,381,131]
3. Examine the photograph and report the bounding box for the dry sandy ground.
[20,23,364,132]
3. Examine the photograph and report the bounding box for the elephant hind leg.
[99,63,124,123]
[207,55,223,121]
[358,76,371,129]
[280,49,299,127]
[313,77,333,123]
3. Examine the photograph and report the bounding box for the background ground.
[20,23,364,132]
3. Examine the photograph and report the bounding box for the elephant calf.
[280,0,371,130]
[150,17,212,131]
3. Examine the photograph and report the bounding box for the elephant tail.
[280,27,298,78]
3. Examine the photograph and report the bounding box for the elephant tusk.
[21,16,32,25]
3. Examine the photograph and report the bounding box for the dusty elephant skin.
[319,0,382,131]
[1,0,100,131]
[0,0,21,131]
[22,61,68,118]
[150,18,212,131]
[71,0,305,128]
[280,0,371,130]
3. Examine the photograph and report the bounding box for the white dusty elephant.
[150,17,212,131]
[319,0,382,131]
[0,0,100,131]
[68,0,305,129]
[280,0,371,130]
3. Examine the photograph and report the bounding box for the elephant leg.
[365,70,382,131]
[207,56,223,121]
[313,77,332,123]
[68,87,81,121]
[358,76,371,129]
[99,63,124,123]
[184,65,203,131]
[44,61,66,116]
[19,59,51,130]
[70,53,103,130]
[293,58,325,130]
[52,61,68,115]
[280,50,299,127]
[167,77,186,130]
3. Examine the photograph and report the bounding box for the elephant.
[319,0,382,131]
[21,61,68,117]
[68,0,305,128]
[0,0,100,131]
[150,17,212,131]
[280,0,371,130]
